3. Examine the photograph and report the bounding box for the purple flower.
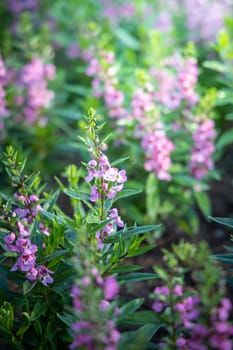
[90,185,100,202]
[154,286,169,296]
[99,154,111,170]
[173,284,183,296]
[176,337,186,347]
[26,267,38,281]
[107,188,117,199]
[86,167,98,182]
[39,223,50,236]
[99,300,110,311]
[152,300,166,313]
[17,222,30,237]
[15,237,37,253]
[71,285,82,312]
[11,248,36,272]
[190,119,216,179]
[117,169,127,184]
[14,207,29,218]
[29,194,39,202]
[193,324,210,337]
[104,276,119,300]
[4,232,16,245]
[141,123,174,181]
[103,167,118,182]
[37,265,54,286]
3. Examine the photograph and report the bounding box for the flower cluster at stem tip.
[84,111,127,247]
[70,266,120,350]
[4,191,53,286]
[152,284,233,349]
[0,54,55,134]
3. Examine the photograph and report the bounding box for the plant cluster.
[0,1,233,349]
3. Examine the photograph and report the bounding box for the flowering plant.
[0,109,160,349]
[0,109,232,350]
[0,2,233,348]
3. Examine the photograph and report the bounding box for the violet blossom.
[3,191,53,286]
[70,269,120,350]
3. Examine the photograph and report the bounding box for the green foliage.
[0,115,164,349]
[0,0,233,348]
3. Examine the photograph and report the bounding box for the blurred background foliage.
[0,0,232,239]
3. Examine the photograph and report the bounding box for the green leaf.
[104,225,161,243]
[23,280,37,295]
[118,298,144,321]
[216,129,233,150]
[146,173,159,221]
[209,216,233,228]
[117,272,158,284]
[153,266,169,280]
[57,312,74,327]
[214,254,233,264]
[88,217,114,234]
[43,189,60,211]
[111,157,129,166]
[63,189,90,202]
[114,189,142,201]
[0,302,14,330]
[121,310,162,326]
[223,245,233,252]
[110,264,142,274]
[118,324,160,350]
[215,90,233,106]
[52,108,81,120]
[31,303,47,322]
[194,191,211,217]
[114,28,140,50]
[203,60,226,73]
[40,210,66,225]
[173,175,208,189]
[39,249,68,264]
[63,84,90,96]
[16,312,30,337]
[127,244,156,258]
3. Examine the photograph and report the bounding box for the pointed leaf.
[127,244,156,258]
[23,280,37,295]
[194,191,211,217]
[121,310,162,326]
[110,264,142,274]
[63,189,90,202]
[31,303,47,322]
[16,312,30,336]
[118,298,144,321]
[203,61,226,73]
[209,217,233,228]
[104,225,161,243]
[118,324,160,350]
[114,189,142,201]
[216,129,233,149]
[117,272,158,284]
[214,254,233,264]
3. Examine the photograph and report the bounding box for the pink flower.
[104,276,119,300]
[190,119,216,179]
[103,167,118,182]
[152,300,166,313]
[154,285,169,296]
[90,185,100,202]
[4,232,16,245]
[173,284,183,296]
[99,300,110,311]
[17,222,30,237]
[37,265,54,286]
